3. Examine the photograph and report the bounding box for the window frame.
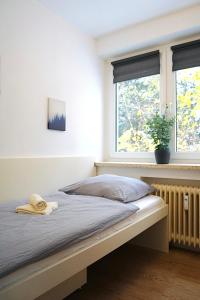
[109,36,200,161]
[110,46,166,159]
[167,41,200,160]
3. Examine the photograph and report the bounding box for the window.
[176,66,200,152]
[111,38,200,158]
[172,39,200,153]
[116,74,160,152]
[112,50,160,153]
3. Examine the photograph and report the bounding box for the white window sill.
[94,161,200,171]
[109,151,200,161]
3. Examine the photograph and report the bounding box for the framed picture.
[48,98,66,131]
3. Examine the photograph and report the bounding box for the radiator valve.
[183,193,189,210]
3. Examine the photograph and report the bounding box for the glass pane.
[116,74,160,152]
[176,66,200,152]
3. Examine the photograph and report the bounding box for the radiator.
[152,184,200,248]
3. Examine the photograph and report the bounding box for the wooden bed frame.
[0,157,168,300]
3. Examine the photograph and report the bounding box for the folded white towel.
[29,194,47,211]
[16,201,58,215]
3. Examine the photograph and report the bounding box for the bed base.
[133,216,168,253]
[37,269,87,300]
[0,205,168,300]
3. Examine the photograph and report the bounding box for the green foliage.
[117,74,160,152]
[146,110,174,150]
[118,128,155,152]
[117,66,200,153]
[176,66,200,152]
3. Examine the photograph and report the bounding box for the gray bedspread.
[0,192,139,278]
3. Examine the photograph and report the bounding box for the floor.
[66,244,200,300]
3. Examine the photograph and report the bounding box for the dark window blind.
[111,50,160,84]
[171,39,200,71]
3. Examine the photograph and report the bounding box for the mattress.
[0,192,139,279]
[0,194,164,290]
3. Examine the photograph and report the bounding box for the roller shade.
[111,50,160,84]
[171,39,200,71]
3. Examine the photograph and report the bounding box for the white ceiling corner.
[38,0,200,37]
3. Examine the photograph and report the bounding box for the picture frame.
[47,98,66,131]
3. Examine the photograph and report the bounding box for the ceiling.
[39,0,200,37]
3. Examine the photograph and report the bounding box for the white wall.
[96,4,200,58]
[0,0,104,158]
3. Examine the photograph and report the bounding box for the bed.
[0,157,168,300]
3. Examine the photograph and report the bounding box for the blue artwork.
[48,98,66,131]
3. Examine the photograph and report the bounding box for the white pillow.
[60,174,154,203]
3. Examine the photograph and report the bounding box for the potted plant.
[146,108,174,164]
